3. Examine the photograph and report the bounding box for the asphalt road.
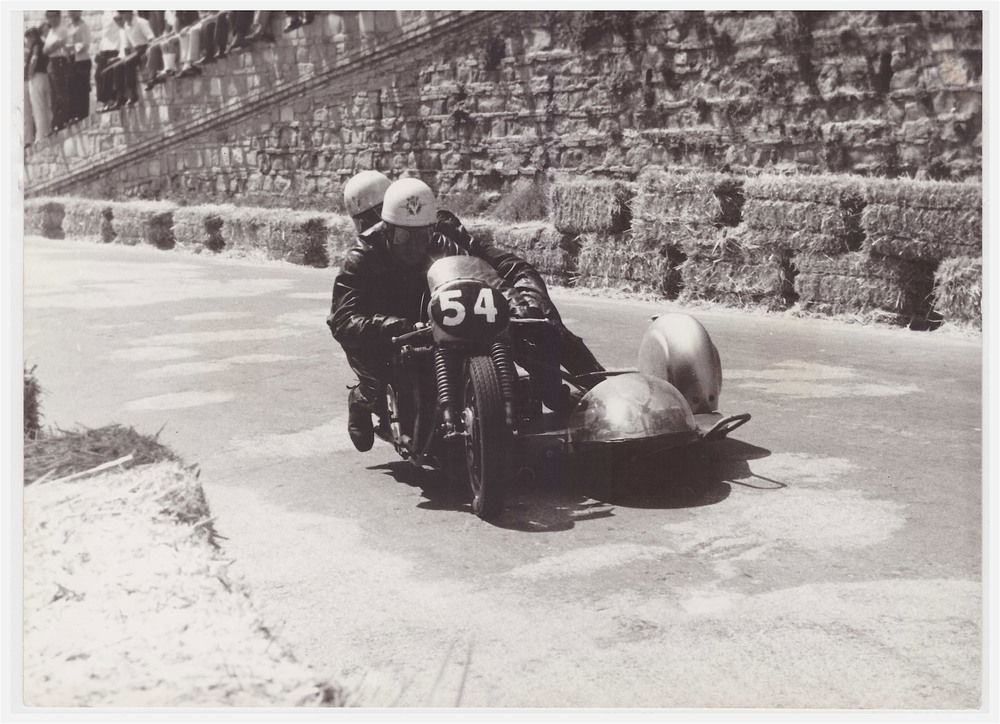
[23,237,983,708]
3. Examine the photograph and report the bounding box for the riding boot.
[347,385,375,452]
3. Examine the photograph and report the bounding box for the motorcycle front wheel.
[462,355,513,520]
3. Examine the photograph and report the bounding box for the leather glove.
[379,316,416,342]
[434,209,471,245]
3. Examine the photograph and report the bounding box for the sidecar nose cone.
[567,373,697,446]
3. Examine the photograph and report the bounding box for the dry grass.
[794,252,935,319]
[862,203,982,261]
[465,220,575,280]
[932,256,981,328]
[23,424,179,485]
[22,461,344,706]
[549,179,633,234]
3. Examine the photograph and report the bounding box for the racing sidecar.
[511,312,751,463]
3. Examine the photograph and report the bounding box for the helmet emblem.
[404,195,423,216]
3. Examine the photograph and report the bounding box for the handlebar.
[391,326,432,346]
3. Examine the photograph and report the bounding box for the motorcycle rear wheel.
[463,355,513,520]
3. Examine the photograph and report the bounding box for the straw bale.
[862,177,981,210]
[862,203,981,261]
[218,207,330,267]
[491,178,549,223]
[932,256,981,328]
[794,252,934,318]
[575,232,680,295]
[107,200,178,248]
[24,198,65,239]
[23,461,344,706]
[61,198,107,239]
[173,205,227,251]
[467,220,574,280]
[324,214,357,263]
[742,199,847,236]
[631,167,728,224]
[744,173,869,204]
[678,245,793,310]
[549,179,633,235]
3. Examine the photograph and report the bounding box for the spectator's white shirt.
[120,16,155,54]
[69,19,91,61]
[99,14,121,53]
[43,24,71,58]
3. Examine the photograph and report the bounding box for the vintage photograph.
[11,6,990,714]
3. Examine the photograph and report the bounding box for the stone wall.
[25,10,982,207]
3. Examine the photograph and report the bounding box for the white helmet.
[343,170,391,218]
[381,178,438,227]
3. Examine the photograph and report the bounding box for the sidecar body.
[514,313,750,459]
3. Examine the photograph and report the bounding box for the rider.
[327,176,604,452]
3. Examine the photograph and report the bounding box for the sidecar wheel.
[463,355,513,520]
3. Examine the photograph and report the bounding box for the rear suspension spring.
[490,341,515,403]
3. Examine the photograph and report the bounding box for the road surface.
[23,237,983,708]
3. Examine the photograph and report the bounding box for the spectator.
[67,10,91,123]
[175,10,202,77]
[143,14,179,90]
[25,26,51,140]
[42,10,71,131]
[138,10,166,37]
[95,11,122,111]
[283,11,315,33]
[111,10,154,108]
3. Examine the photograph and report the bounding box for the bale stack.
[861,179,981,262]
[740,174,869,256]
[62,198,107,240]
[932,256,982,328]
[629,167,730,256]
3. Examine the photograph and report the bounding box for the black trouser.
[70,58,91,121]
[221,10,255,47]
[94,50,117,104]
[113,45,147,104]
[47,56,71,131]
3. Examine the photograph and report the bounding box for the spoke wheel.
[463,355,513,520]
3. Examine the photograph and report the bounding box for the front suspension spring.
[434,347,460,436]
[490,341,516,403]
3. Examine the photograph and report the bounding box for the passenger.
[327,176,603,451]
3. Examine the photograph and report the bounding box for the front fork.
[434,340,517,438]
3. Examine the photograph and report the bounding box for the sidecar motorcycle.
[377,256,751,521]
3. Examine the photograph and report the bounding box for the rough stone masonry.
[25,10,982,207]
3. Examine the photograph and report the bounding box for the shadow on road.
[367,437,775,532]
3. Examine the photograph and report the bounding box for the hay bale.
[744,173,870,204]
[59,198,107,240]
[862,203,981,261]
[173,205,228,252]
[24,198,65,239]
[217,207,330,267]
[575,232,682,295]
[283,217,330,268]
[107,201,178,248]
[863,177,981,209]
[490,178,549,223]
[466,220,575,281]
[932,256,981,328]
[794,252,935,319]
[324,214,358,264]
[678,243,794,310]
[549,179,633,235]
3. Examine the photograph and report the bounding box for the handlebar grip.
[392,326,431,346]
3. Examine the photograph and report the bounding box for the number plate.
[429,281,510,340]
